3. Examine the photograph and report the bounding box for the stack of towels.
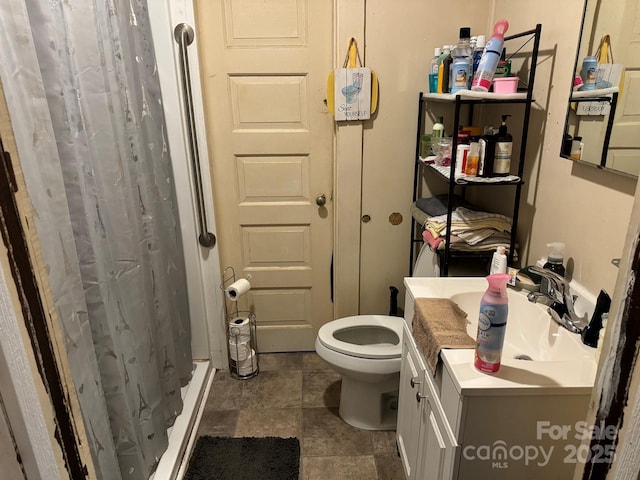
[412,195,513,255]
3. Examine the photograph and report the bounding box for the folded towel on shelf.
[422,229,513,253]
[415,194,474,217]
[412,298,476,374]
[426,207,512,239]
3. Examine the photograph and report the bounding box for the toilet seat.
[317,315,403,359]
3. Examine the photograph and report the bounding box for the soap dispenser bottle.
[474,274,511,373]
[493,114,512,176]
[544,242,566,277]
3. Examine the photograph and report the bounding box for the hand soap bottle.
[474,274,510,373]
[493,114,512,176]
[544,242,566,277]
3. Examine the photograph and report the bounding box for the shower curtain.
[0,1,193,479]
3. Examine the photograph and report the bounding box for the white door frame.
[148,1,226,367]
[333,0,366,319]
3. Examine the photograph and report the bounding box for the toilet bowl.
[315,315,404,430]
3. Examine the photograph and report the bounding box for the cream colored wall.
[359,0,493,314]
[492,0,637,295]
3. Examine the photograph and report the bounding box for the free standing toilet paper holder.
[221,266,259,380]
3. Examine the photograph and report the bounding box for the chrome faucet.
[526,266,588,334]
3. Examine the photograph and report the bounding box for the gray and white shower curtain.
[0,1,193,479]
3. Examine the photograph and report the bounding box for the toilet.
[315,315,404,430]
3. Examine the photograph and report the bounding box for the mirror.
[561,0,640,177]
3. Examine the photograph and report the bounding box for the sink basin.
[404,276,597,392]
[450,290,594,363]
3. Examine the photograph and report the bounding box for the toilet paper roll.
[228,315,251,340]
[225,278,251,302]
[237,349,257,376]
[228,338,251,361]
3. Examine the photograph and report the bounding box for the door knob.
[416,391,428,403]
[316,194,327,206]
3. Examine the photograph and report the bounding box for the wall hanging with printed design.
[327,38,378,121]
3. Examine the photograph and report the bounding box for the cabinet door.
[416,370,458,480]
[397,325,424,479]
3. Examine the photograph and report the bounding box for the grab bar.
[174,23,216,248]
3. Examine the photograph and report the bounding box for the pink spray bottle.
[474,273,510,373]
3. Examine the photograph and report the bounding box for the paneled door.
[196,0,334,351]
[607,0,640,175]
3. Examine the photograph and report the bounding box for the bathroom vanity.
[397,277,598,480]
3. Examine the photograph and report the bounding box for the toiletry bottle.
[465,141,480,176]
[437,45,451,93]
[472,19,509,92]
[493,115,512,176]
[580,56,598,91]
[544,242,566,277]
[432,116,445,139]
[490,246,507,274]
[570,136,583,160]
[478,126,496,177]
[474,274,510,374]
[429,47,442,92]
[449,27,473,93]
[430,47,442,75]
[472,35,486,82]
[441,46,453,93]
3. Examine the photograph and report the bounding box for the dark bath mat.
[183,436,300,480]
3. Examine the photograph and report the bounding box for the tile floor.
[197,352,405,480]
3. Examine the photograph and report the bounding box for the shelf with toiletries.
[410,24,541,278]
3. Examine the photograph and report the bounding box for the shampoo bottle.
[493,114,512,176]
[471,19,509,91]
[474,274,510,373]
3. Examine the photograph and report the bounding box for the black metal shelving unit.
[410,24,542,277]
[563,88,619,168]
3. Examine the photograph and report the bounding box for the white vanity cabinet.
[397,322,458,480]
[399,277,597,480]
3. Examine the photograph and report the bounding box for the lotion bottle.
[474,274,510,373]
[490,246,507,274]
[493,114,512,176]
